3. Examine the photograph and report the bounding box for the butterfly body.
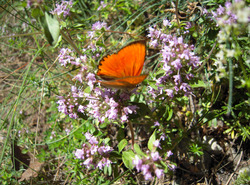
[97,40,148,89]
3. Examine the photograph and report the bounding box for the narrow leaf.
[118,139,127,153]
[148,130,156,151]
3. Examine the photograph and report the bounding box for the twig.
[173,1,180,27]
[0,62,28,83]
[225,150,243,185]
[128,121,135,150]
[0,31,42,39]
[60,30,83,56]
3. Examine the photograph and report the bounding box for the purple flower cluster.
[58,48,75,66]
[204,0,249,26]
[206,0,249,81]
[133,150,175,180]
[56,47,97,120]
[75,132,113,169]
[147,22,200,99]
[212,3,237,25]
[58,47,90,83]
[57,84,139,123]
[85,21,110,59]
[87,21,110,40]
[97,1,107,11]
[57,83,92,119]
[50,0,73,17]
[84,88,138,123]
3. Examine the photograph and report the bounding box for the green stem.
[109,170,130,184]
[128,121,135,150]
[227,57,233,116]
[60,30,82,56]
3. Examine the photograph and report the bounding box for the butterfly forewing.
[97,40,146,79]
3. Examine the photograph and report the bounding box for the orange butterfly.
[97,40,148,89]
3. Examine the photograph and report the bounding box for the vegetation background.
[0,0,249,184]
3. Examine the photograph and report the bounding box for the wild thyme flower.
[65,128,70,135]
[167,150,173,157]
[133,147,175,180]
[147,21,200,99]
[75,132,113,170]
[132,151,164,180]
[206,0,250,81]
[87,21,109,40]
[86,21,109,60]
[27,0,32,8]
[153,140,162,149]
[97,1,107,11]
[163,18,171,27]
[154,121,160,126]
[58,48,75,67]
[57,85,88,119]
[84,88,138,123]
[51,0,73,17]
[86,73,96,90]
[92,21,109,30]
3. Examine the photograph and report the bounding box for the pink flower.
[86,73,96,90]
[51,0,73,17]
[167,151,173,157]
[121,115,128,122]
[133,155,142,172]
[73,73,83,83]
[153,140,161,149]
[163,19,171,27]
[154,121,160,126]
[83,158,93,169]
[155,168,164,178]
[75,149,84,159]
[85,132,98,144]
[151,151,160,161]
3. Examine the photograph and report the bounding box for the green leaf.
[148,130,156,151]
[160,160,169,171]
[40,12,60,46]
[134,144,146,157]
[103,165,112,176]
[164,105,173,121]
[122,150,135,169]
[108,165,112,176]
[109,151,121,161]
[118,139,127,153]
[117,127,125,142]
[31,8,43,19]
[104,165,108,174]
[84,86,91,93]
[191,80,207,88]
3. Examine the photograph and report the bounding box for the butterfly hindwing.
[99,75,148,89]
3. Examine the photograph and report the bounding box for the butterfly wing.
[98,74,148,89]
[97,40,146,79]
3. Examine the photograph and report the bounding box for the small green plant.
[189,143,204,157]
[234,170,250,185]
